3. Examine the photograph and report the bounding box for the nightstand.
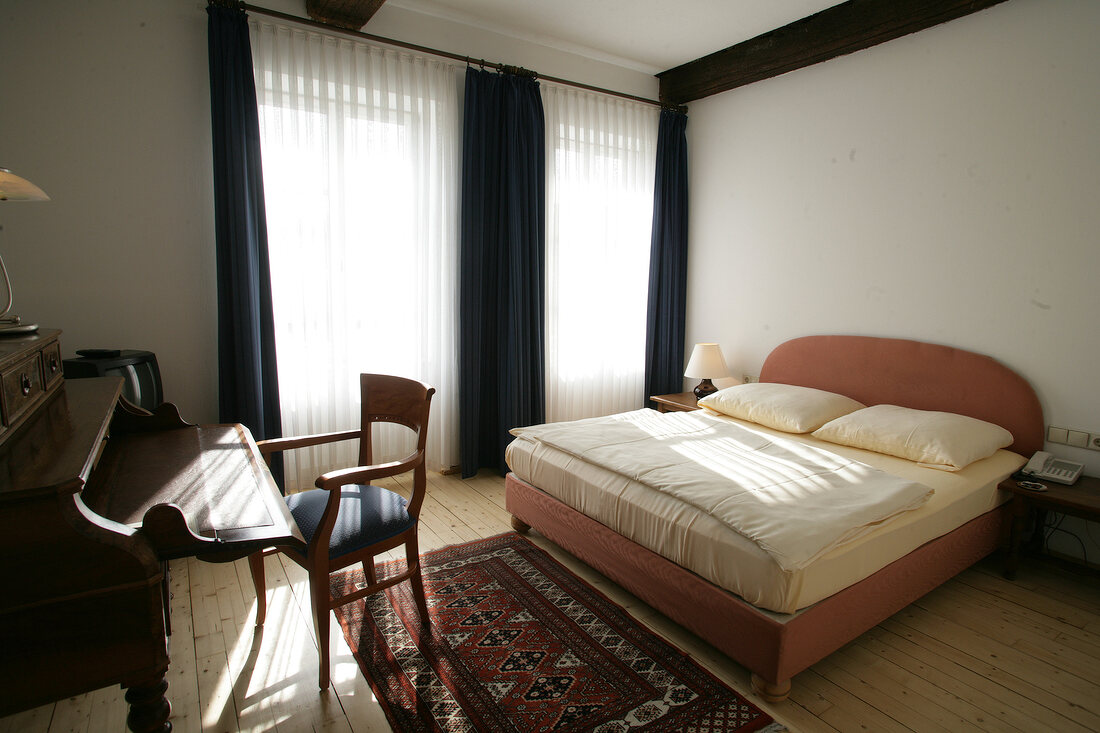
[649,392,700,413]
[1003,474,1100,579]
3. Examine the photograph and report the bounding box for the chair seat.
[285,484,414,560]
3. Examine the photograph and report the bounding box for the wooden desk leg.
[1005,495,1027,580]
[125,671,171,733]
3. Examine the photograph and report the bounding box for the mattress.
[505,409,1025,614]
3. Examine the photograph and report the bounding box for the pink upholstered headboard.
[760,335,1044,457]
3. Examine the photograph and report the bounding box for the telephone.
[1021,451,1084,485]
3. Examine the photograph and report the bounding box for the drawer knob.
[20,373,32,396]
[48,355,59,373]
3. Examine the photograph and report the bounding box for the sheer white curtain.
[541,83,658,423]
[250,20,460,490]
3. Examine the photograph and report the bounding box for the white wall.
[0,0,219,420]
[686,0,1100,561]
[0,0,656,423]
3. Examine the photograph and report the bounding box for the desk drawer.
[40,342,63,390]
[2,353,44,427]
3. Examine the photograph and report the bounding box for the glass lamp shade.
[0,168,50,202]
[0,167,48,332]
[684,343,729,399]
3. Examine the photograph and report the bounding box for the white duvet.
[511,409,933,572]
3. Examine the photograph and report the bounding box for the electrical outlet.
[743,374,759,384]
[1090,433,1100,452]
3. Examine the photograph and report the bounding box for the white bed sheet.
[505,410,1025,614]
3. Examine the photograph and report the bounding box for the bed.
[504,335,1043,701]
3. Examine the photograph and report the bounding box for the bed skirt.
[505,472,1007,701]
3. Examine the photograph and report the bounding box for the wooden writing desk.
[0,332,303,733]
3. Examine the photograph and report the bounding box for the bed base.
[506,472,1007,701]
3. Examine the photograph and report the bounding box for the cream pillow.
[698,382,865,433]
[812,404,1013,470]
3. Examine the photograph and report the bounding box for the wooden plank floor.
[3,470,1097,732]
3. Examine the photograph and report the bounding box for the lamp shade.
[0,168,49,202]
[684,343,729,379]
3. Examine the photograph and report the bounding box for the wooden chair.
[248,373,435,690]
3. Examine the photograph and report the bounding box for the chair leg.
[406,537,430,627]
[310,571,332,691]
[248,552,267,626]
[362,558,377,586]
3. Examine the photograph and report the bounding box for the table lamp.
[0,167,49,335]
[684,342,728,399]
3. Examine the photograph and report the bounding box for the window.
[542,84,658,422]
[251,21,460,489]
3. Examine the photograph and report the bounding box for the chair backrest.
[358,373,435,467]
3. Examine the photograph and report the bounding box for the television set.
[62,349,164,411]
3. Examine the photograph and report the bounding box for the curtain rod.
[239,3,672,109]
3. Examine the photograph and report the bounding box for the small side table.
[650,392,700,413]
[1003,474,1100,579]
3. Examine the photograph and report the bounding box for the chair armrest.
[256,429,361,456]
[315,451,423,490]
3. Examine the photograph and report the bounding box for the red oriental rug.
[331,533,781,732]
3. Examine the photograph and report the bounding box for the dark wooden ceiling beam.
[306,0,387,30]
[657,0,1010,105]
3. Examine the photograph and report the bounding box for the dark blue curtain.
[459,68,546,478]
[644,109,690,402]
[207,4,284,489]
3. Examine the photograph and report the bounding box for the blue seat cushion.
[285,484,415,560]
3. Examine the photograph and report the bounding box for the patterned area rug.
[331,533,781,732]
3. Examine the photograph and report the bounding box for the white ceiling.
[386,0,845,74]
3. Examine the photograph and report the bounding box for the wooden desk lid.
[0,378,120,500]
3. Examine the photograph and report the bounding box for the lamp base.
[693,378,718,400]
[0,321,38,335]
